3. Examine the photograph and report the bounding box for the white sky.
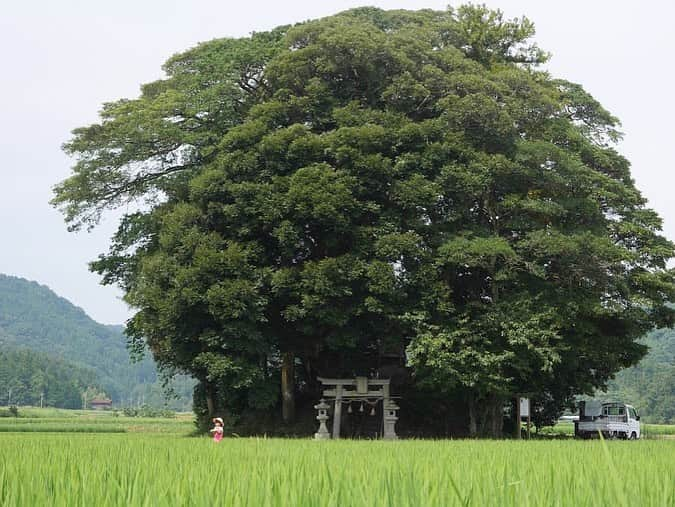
[1,0,673,324]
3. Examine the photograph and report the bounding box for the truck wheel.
[629,432,637,440]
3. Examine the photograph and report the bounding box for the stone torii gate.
[314,377,399,440]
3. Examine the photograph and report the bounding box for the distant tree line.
[0,347,99,409]
[0,274,194,410]
[0,274,155,402]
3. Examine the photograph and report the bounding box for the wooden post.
[332,385,343,439]
[382,383,390,436]
[514,397,521,439]
[527,412,531,440]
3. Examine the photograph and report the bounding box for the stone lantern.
[314,398,331,440]
[383,399,399,440]
[314,377,400,440]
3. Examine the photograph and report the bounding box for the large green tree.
[53,6,675,435]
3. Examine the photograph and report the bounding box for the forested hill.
[602,328,675,423]
[0,274,193,408]
[0,346,99,408]
[0,274,135,368]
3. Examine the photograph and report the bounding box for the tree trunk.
[281,351,296,423]
[467,393,478,437]
[485,394,503,438]
[205,384,215,417]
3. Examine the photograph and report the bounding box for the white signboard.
[519,398,530,418]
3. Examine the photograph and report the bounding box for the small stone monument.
[383,399,399,440]
[314,398,330,440]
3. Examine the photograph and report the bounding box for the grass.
[0,409,673,505]
[0,408,195,435]
[0,435,673,506]
[537,421,675,439]
[642,424,675,436]
[0,423,126,433]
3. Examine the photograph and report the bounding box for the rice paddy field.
[0,411,674,506]
[0,409,193,435]
[538,420,675,439]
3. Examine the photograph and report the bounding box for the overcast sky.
[1,0,673,324]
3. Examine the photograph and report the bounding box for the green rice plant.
[0,435,672,506]
[537,421,675,439]
[0,414,194,435]
[0,424,125,433]
[643,424,675,436]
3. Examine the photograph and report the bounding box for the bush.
[0,406,19,418]
[122,405,175,418]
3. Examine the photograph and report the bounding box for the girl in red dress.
[210,417,224,442]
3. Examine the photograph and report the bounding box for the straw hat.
[213,417,224,424]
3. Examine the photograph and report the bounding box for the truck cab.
[575,402,640,440]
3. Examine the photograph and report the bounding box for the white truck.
[575,401,641,439]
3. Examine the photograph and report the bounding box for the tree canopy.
[53,5,675,436]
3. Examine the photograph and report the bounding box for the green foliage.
[0,274,194,409]
[0,406,19,418]
[121,405,175,418]
[0,346,97,409]
[53,6,675,435]
[594,327,675,423]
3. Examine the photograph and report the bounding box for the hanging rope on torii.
[314,376,400,440]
